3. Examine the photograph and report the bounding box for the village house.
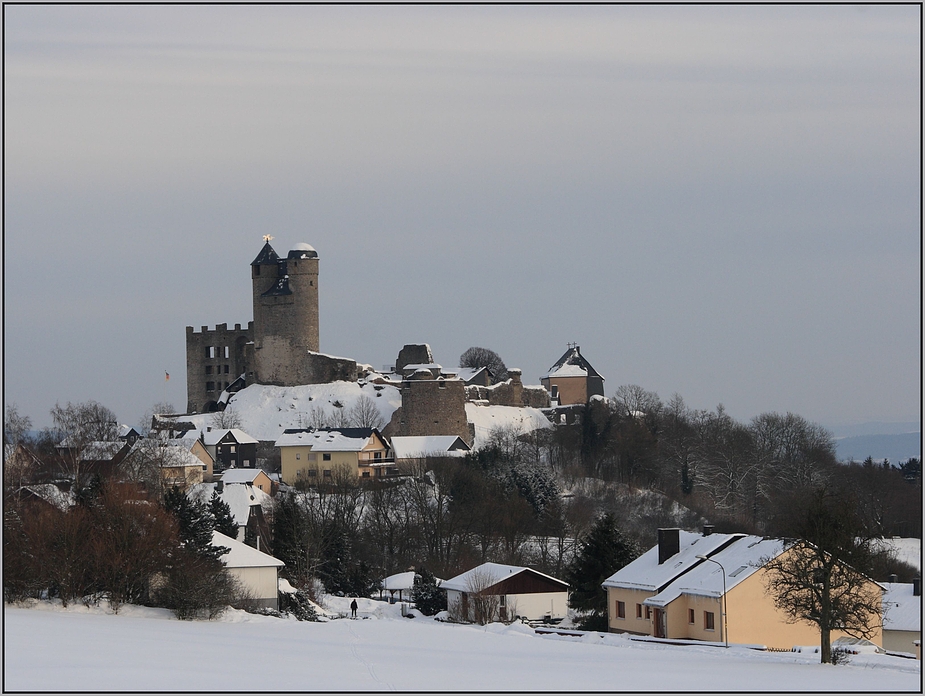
[213,531,284,611]
[602,527,885,650]
[122,439,205,491]
[276,427,392,484]
[164,437,214,482]
[442,562,569,624]
[189,481,273,551]
[199,427,259,474]
[218,467,274,494]
[881,579,922,654]
[540,345,605,407]
[389,435,471,465]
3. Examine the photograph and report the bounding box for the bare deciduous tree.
[459,346,508,382]
[348,395,384,429]
[209,407,242,430]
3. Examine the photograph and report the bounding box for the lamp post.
[696,555,728,648]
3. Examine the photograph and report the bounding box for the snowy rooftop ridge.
[441,562,567,593]
[213,530,283,569]
[882,583,922,632]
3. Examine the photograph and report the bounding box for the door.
[653,608,667,638]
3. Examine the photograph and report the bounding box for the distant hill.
[836,433,921,464]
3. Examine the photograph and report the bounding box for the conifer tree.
[210,490,238,539]
[163,486,226,562]
[411,568,447,616]
[565,512,639,631]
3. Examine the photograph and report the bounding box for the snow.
[178,382,402,442]
[464,402,553,449]
[442,563,566,592]
[200,427,259,446]
[213,531,284,569]
[882,583,922,632]
[546,363,589,378]
[390,435,470,459]
[4,600,919,691]
[275,429,373,452]
[381,571,417,592]
[873,537,922,571]
[291,242,315,252]
[218,468,265,484]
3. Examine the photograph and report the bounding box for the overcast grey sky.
[3,4,921,432]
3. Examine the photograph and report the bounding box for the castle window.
[207,346,216,359]
[206,382,215,392]
[254,265,260,276]
[224,365,230,374]
[224,346,229,359]
[205,366,213,375]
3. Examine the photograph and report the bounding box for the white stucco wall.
[228,566,279,609]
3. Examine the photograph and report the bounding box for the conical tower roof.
[251,241,280,266]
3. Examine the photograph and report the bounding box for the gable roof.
[79,441,130,462]
[390,436,471,460]
[274,428,383,452]
[882,583,922,632]
[189,482,272,527]
[213,531,284,569]
[441,563,568,593]
[544,346,603,380]
[201,428,259,446]
[219,468,269,484]
[382,571,418,592]
[602,531,748,593]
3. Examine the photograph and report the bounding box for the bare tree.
[4,404,32,447]
[50,400,119,487]
[209,407,242,430]
[763,488,882,664]
[348,395,384,429]
[121,440,201,499]
[465,566,502,625]
[459,346,508,382]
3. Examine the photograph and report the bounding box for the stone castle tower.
[250,241,320,384]
[186,241,356,413]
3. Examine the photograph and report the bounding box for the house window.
[645,606,651,620]
[323,453,331,461]
[362,471,370,478]
[374,452,382,460]
[636,603,642,619]
[616,601,625,619]
[308,453,317,462]
[704,611,715,631]
[551,385,559,399]
[296,470,302,478]
[500,595,506,608]
[689,609,695,624]
[243,460,250,467]
[296,453,301,460]
[323,469,332,478]
[308,469,316,477]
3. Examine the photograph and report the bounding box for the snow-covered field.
[5,598,920,692]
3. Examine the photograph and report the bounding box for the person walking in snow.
[350,599,358,618]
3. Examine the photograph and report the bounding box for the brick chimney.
[657,528,681,565]
[703,524,715,537]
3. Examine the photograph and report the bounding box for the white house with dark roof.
[442,562,569,623]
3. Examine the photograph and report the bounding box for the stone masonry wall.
[186,323,253,413]
[392,377,471,445]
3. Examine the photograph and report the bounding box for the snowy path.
[4,602,921,692]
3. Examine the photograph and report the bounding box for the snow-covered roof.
[464,403,553,450]
[126,441,204,469]
[200,428,259,446]
[213,531,284,569]
[275,428,377,452]
[882,583,922,632]
[219,468,268,484]
[382,571,417,592]
[391,436,470,460]
[543,346,603,380]
[20,484,75,512]
[441,563,567,593]
[79,441,127,462]
[643,536,784,607]
[189,483,272,527]
[602,531,749,593]
[118,425,141,438]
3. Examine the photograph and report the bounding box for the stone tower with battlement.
[250,241,321,384]
[186,241,356,413]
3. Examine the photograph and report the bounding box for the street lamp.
[696,555,728,648]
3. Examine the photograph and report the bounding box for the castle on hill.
[186,242,605,445]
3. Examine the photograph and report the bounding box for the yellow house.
[276,428,392,484]
[602,528,884,650]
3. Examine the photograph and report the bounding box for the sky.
[3,5,921,433]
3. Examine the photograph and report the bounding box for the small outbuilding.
[882,580,922,654]
[441,562,569,624]
[213,531,284,611]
